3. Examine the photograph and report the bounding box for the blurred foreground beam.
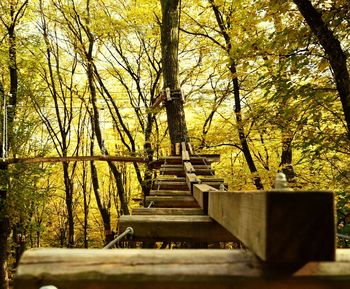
[15,248,350,289]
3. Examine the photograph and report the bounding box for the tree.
[200,0,264,189]
[292,0,350,139]
[160,0,189,153]
[0,1,28,288]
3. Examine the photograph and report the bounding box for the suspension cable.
[103,227,134,249]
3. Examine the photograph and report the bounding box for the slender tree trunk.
[0,2,27,285]
[160,0,189,152]
[87,60,129,215]
[90,136,113,245]
[280,131,295,182]
[81,161,89,248]
[293,0,350,138]
[62,161,74,247]
[209,0,264,189]
[229,64,264,190]
[84,6,129,214]
[0,163,9,289]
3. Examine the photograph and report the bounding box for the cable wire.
[103,227,134,249]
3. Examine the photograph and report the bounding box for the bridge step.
[153,180,225,190]
[161,164,211,169]
[153,181,188,190]
[145,196,199,208]
[132,207,204,215]
[160,167,214,176]
[119,215,234,242]
[149,190,191,196]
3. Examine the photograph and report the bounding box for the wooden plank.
[15,249,350,289]
[162,164,210,169]
[155,177,185,182]
[208,190,335,263]
[175,143,181,155]
[186,173,200,193]
[181,150,190,162]
[188,143,194,155]
[145,196,199,208]
[150,190,191,196]
[200,177,225,183]
[181,142,187,152]
[161,168,213,177]
[2,155,146,165]
[183,162,195,173]
[153,181,188,190]
[119,215,235,242]
[149,155,219,167]
[193,184,217,214]
[132,208,204,215]
[201,182,227,190]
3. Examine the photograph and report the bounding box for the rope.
[103,227,134,249]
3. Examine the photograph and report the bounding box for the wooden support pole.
[208,190,336,263]
[15,248,350,289]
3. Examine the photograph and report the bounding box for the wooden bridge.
[14,143,350,289]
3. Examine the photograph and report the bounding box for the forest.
[0,0,349,288]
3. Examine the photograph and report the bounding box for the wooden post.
[208,190,335,263]
[186,173,199,194]
[193,184,217,214]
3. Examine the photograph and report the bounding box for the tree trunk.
[0,163,9,289]
[209,0,264,190]
[230,63,264,190]
[81,161,89,248]
[62,161,74,247]
[280,131,296,182]
[0,2,27,286]
[293,0,350,138]
[84,10,129,215]
[160,0,189,152]
[90,136,113,245]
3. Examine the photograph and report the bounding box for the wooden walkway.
[14,143,349,289]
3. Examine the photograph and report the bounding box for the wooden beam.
[119,215,235,242]
[183,162,195,173]
[153,181,188,191]
[145,196,199,208]
[132,208,204,215]
[181,150,190,162]
[188,143,194,155]
[193,184,217,214]
[160,167,213,177]
[208,190,336,263]
[149,190,191,196]
[181,142,187,152]
[149,155,220,168]
[161,164,210,169]
[186,173,199,193]
[1,155,146,165]
[15,249,350,289]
